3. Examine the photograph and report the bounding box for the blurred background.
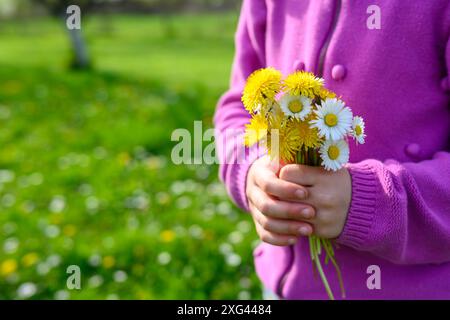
[0,0,262,299]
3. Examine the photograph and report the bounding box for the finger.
[260,156,285,176]
[262,155,282,174]
[253,208,313,236]
[255,223,299,246]
[279,164,321,186]
[254,168,308,200]
[249,187,315,220]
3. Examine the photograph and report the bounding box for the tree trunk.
[64,17,91,69]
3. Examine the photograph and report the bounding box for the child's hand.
[246,156,316,246]
[279,164,352,239]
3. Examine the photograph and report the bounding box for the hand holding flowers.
[246,155,316,246]
[246,157,351,243]
[279,163,351,239]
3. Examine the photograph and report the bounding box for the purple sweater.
[214,0,450,299]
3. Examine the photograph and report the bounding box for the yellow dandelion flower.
[50,214,63,225]
[267,116,301,163]
[102,255,116,269]
[1,259,18,277]
[318,88,336,100]
[63,224,77,237]
[279,122,302,162]
[293,116,322,149]
[244,113,268,147]
[22,253,39,267]
[284,71,324,98]
[118,152,130,166]
[160,230,176,243]
[268,102,285,127]
[136,289,152,300]
[242,68,282,113]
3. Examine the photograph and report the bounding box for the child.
[214,0,450,299]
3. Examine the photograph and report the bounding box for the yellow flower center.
[354,125,362,136]
[288,100,303,113]
[327,145,340,160]
[324,113,338,127]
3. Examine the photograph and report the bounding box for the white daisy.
[351,116,366,144]
[319,139,350,171]
[310,98,353,141]
[279,94,312,120]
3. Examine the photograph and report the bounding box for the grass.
[0,13,262,300]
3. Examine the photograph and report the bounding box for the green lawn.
[0,13,262,300]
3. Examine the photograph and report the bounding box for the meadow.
[0,13,262,299]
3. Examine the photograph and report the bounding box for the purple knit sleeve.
[213,0,267,211]
[337,153,450,264]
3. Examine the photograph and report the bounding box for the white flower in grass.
[17,282,37,299]
[319,139,350,171]
[279,94,312,120]
[351,116,366,144]
[310,98,353,141]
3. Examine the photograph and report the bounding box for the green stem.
[308,236,318,279]
[316,236,322,255]
[321,239,346,299]
[308,235,315,261]
[311,236,334,300]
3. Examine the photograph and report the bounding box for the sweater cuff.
[336,163,378,249]
[231,145,267,212]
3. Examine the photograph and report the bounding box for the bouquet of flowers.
[242,68,366,300]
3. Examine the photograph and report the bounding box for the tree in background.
[26,0,241,70]
[30,0,97,70]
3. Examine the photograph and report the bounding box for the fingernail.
[298,226,310,236]
[301,208,313,219]
[288,238,297,245]
[295,189,306,199]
